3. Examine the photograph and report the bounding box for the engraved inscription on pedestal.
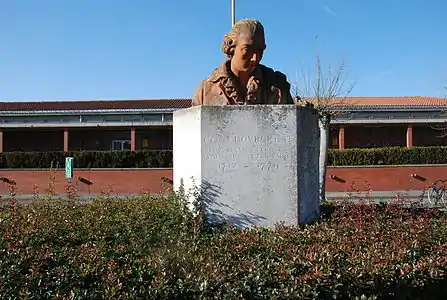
[173,105,320,229]
[203,135,293,173]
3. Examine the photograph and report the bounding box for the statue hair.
[221,19,266,58]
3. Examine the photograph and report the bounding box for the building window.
[111,140,131,150]
[143,114,162,121]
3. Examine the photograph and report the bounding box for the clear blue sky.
[1,0,446,101]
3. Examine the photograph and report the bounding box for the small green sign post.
[65,157,74,179]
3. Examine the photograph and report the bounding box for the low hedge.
[0,194,446,298]
[328,146,447,166]
[0,150,173,168]
[1,146,447,168]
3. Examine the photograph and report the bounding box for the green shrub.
[328,146,447,166]
[0,150,172,169]
[1,192,446,298]
[2,146,447,169]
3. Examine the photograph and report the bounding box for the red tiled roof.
[302,96,447,107]
[0,99,192,111]
[0,96,446,112]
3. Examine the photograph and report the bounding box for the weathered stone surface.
[173,105,320,228]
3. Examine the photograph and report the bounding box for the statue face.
[232,33,264,74]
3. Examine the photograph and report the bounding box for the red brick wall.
[326,165,447,192]
[1,166,446,196]
[0,169,173,196]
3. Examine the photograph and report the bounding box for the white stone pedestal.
[173,105,320,228]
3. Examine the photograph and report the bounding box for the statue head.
[221,19,266,74]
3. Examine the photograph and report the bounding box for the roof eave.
[0,108,186,116]
[325,105,447,112]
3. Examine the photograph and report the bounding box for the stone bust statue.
[192,19,294,106]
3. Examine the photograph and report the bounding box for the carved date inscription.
[204,134,294,172]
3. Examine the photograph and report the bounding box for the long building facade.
[0,96,446,153]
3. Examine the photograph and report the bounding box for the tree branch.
[292,55,355,117]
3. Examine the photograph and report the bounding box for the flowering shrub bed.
[1,193,446,299]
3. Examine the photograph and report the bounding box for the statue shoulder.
[274,71,289,85]
[259,64,290,90]
[258,64,294,104]
[192,79,220,106]
[192,80,206,106]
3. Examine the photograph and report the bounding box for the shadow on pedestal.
[199,180,267,229]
